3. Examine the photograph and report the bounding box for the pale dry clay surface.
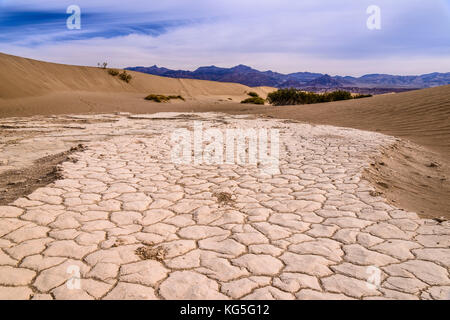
[0,112,448,300]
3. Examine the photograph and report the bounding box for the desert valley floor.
[0,112,448,300]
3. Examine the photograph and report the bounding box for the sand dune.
[0,52,273,101]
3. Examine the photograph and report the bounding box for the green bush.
[240,91,264,104]
[267,88,304,105]
[241,97,265,105]
[325,90,352,101]
[145,94,185,103]
[118,71,132,83]
[267,88,359,106]
[108,69,119,76]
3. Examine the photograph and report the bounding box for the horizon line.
[2,51,449,78]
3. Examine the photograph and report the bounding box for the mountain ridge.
[126,64,450,91]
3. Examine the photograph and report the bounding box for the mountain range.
[126,64,450,93]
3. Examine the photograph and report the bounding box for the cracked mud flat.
[0,112,449,300]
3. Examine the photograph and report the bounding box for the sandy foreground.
[0,112,448,300]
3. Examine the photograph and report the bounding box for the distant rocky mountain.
[306,74,342,87]
[126,64,450,92]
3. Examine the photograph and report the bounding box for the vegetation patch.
[97,62,108,69]
[144,94,185,103]
[118,70,132,83]
[106,68,132,83]
[267,88,372,106]
[108,69,119,76]
[241,92,265,105]
[135,245,167,261]
[354,93,373,99]
[241,97,265,105]
[213,192,235,206]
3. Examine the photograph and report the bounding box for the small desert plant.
[354,93,373,99]
[145,94,168,103]
[145,94,185,102]
[168,95,185,101]
[97,62,108,69]
[247,91,259,98]
[241,97,265,105]
[118,71,132,83]
[108,69,119,76]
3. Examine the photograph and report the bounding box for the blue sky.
[0,0,449,76]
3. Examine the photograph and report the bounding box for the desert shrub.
[145,94,168,103]
[108,69,119,76]
[145,94,185,102]
[241,97,265,105]
[98,62,108,69]
[241,91,264,104]
[118,71,132,83]
[324,90,352,101]
[267,88,302,106]
[168,95,185,101]
[267,88,356,106]
[354,94,373,99]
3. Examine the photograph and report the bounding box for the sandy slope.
[0,52,273,101]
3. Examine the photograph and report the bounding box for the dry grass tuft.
[135,245,168,261]
[213,192,235,206]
